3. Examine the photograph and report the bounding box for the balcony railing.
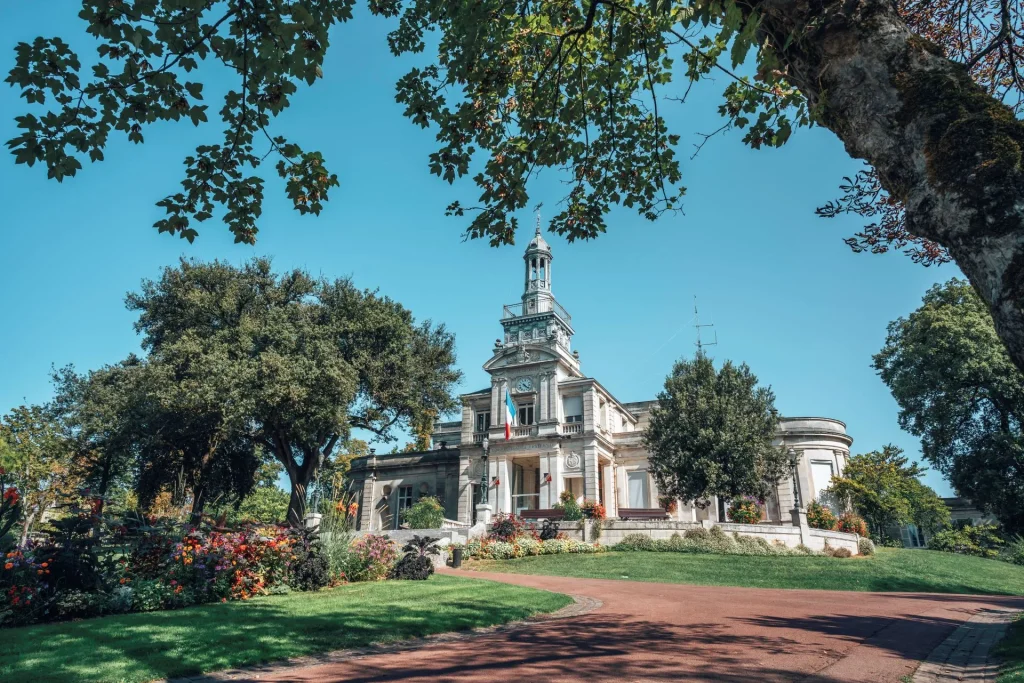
[472,432,486,444]
[502,301,572,326]
[511,426,536,438]
[561,423,583,435]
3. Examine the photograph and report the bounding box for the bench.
[617,508,670,520]
[519,509,566,521]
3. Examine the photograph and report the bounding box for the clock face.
[516,377,533,392]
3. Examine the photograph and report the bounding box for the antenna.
[694,296,717,354]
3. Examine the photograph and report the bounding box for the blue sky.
[0,5,955,494]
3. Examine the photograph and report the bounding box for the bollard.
[452,547,463,568]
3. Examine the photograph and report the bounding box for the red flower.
[2,488,19,506]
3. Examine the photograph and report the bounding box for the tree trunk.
[749,0,1024,374]
[19,508,37,546]
[279,446,320,527]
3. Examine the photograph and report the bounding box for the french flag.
[504,389,517,440]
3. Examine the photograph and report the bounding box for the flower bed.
[615,527,820,556]
[1,500,410,629]
[455,536,605,560]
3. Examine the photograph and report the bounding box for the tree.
[0,404,82,544]
[127,258,461,525]
[10,2,1024,377]
[874,278,1024,534]
[825,445,949,538]
[644,352,792,507]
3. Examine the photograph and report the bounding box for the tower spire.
[535,208,542,236]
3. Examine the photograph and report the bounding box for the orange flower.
[41,562,48,568]
[3,563,12,570]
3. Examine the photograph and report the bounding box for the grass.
[0,574,572,683]
[472,548,1024,595]
[998,614,1024,681]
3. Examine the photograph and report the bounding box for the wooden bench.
[519,509,566,521]
[617,508,669,520]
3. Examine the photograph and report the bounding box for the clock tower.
[482,217,581,437]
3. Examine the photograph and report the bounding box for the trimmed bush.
[858,537,876,556]
[401,496,446,530]
[727,498,762,525]
[617,533,656,551]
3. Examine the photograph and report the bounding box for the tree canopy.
[0,404,82,543]
[874,278,1024,534]
[644,352,791,507]
[825,445,949,539]
[127,258,462,524]
[9,0,1024,376]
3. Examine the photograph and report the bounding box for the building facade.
[349,227,854,531]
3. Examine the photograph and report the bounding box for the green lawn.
[0,574,572,683]
[999,614,1024,681]
[473,548,1024,595]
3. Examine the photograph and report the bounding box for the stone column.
[460,403,473,445]
[616,466,629,509]
[551,444,565,506]
[583,442,600,501]
[602,463,617,517]
[456,455,473,523]
[358,477,374,531]
[496,454,511,514]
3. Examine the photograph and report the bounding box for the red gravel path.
[237,568,1024,682]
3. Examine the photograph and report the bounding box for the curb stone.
[913,607,1019,683]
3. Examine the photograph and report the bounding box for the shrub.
[402,496,446,530]
[490,513,527,542]
[554,490,583,521]
[873,534,905,548]
[348,534,399,581]
[836,513,869,537]
[927,524,1004,559]
[858,537,876,556]
[390,554,434,580]
[290,530,331,592]
[727,498,762,525]
[1004,536,1024,567]
[831,547,853,558]
[806,501,838,531]
[684,527,709,540]
[616,533,655,551]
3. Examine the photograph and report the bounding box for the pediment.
[482,344,562,372]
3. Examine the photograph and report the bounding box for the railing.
[442,518,471,529]
[472,432,486,444]
[502,302,572,326]
[561,423,583,435]
[552,300,572,325]
[512,426,536,438]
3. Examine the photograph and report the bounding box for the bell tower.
[522,217,554,317]
[491,215,577,370]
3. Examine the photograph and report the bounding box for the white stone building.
[350,227,853,531]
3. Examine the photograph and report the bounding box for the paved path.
[913,607,1019,682]
[190,569,1024,682]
